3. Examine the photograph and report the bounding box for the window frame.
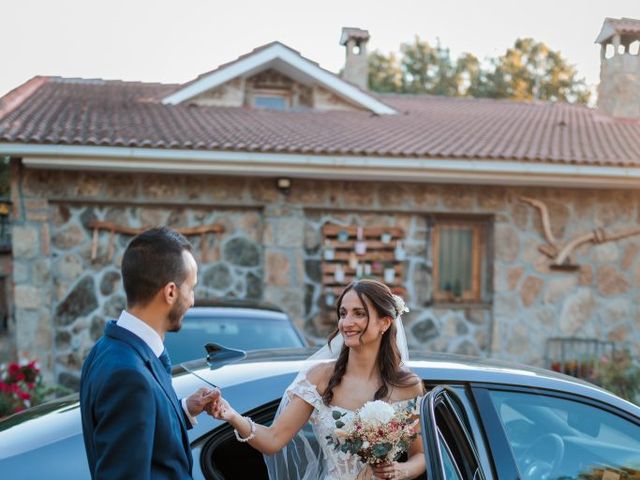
[420,385,489,480]
[431,216,488,304]
[250,89,290,111]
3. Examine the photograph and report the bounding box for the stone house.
[0,19,640,388]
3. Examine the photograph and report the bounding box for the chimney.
[340,27,370,90]
[595,17,640,119]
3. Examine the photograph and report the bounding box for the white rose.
[358,400,395,426]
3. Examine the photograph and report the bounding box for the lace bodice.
[286,376,420,480]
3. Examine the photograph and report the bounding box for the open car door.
[420,386,489,480]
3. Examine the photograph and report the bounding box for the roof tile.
[1,78,640,167]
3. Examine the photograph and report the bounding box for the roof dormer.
[162,41,396,115]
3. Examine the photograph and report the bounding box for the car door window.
[440,430,464,480]
[421,386,487,480]
[487,390,640,480]
[447,385,495,478]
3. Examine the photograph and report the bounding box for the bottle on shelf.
[334,264,345,283]
[323,239,335,261]
[394,240,406,261]
[355,226,367,255]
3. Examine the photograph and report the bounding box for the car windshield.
[164,315,305,364]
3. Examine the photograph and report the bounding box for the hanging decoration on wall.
[320,223,407,301]
[87,220,225,262]
[521,197,640,270]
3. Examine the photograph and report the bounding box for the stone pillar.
[262,204,306,331]
[11,160,55,381]
[340,28,370,91]
[613,34,621,55]
[597,35,640,119]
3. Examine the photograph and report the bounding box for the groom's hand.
[205,392,237,422]
[186,387,220,417]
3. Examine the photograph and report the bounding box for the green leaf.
[372,442,393,458]
[332,410,343,420]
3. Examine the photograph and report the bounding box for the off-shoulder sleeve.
[286,376,324,423]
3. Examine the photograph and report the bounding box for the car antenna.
[180,362,219,390]
[175,343,246,390]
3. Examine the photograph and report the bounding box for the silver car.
[1,348,639,479]
[163,302,308,364]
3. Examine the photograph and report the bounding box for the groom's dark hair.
[122,227,193,307]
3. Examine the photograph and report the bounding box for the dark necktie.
[159,349,172,375]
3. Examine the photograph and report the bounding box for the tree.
[368,36,590,104]
[485,38,591,103]
[397,36,472,96]
[368,51,403,93]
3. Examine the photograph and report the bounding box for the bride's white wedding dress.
[287,375,420,480]
[264,294,415,480]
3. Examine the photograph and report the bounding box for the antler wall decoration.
[87,220,225,262]
[520,197,640,270]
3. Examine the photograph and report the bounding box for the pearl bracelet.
[233,416,256,442]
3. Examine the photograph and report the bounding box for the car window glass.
[488,390,640,480]
[439,429,464,480]
[165,316,304,364]
[448,386,494,478]
[433,391,484,480]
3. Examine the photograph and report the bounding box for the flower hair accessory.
[392,294,409,317]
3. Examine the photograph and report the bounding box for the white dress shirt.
[117,310,197,426]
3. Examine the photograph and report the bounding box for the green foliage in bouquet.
[325,398,419,465]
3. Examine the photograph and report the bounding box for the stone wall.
[49,204,263,389]
[192,78,245,108]
[312,86,362,112]
[0,254,14,363]
[190,72,361,112]
[7,165,640,385]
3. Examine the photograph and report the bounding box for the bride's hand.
[205,392,238,422]
[371,462,409,480]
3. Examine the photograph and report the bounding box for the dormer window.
[253,94,288,111]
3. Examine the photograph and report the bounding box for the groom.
[80,227,219,479]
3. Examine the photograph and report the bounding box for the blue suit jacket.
[80,320,193,479]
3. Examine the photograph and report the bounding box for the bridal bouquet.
[326,399,419,466]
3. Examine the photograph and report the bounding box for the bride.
[208,280,425,480]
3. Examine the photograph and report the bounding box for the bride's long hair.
[322,279,419,405]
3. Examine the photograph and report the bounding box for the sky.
[2,0,640,98]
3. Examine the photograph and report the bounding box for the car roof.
[193,298,284,312]
[184,307,290,320]
[173,348,640,416]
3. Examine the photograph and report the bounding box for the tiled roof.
[1,76,640,166]
[608,17,640,35]
[596,17,640,43]
[340,27,370,45]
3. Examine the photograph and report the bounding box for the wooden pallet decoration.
[321,223,407,305]
[87,220,225,262]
